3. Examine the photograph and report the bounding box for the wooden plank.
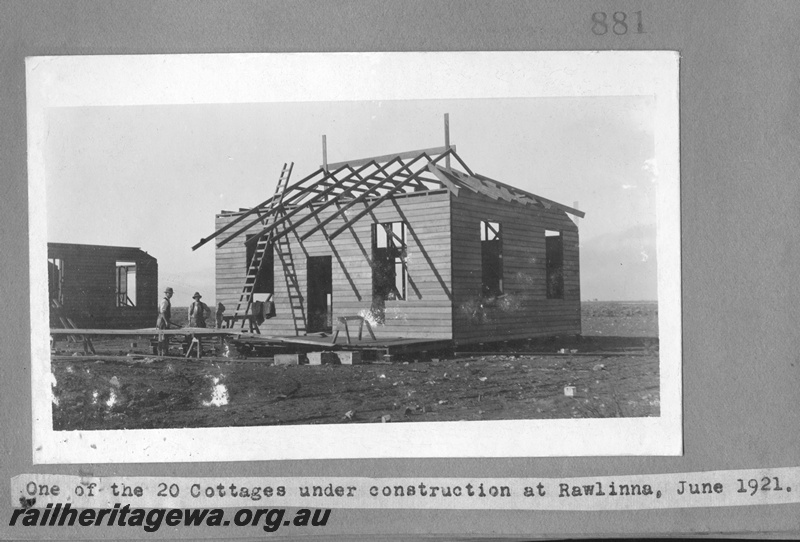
[427,164,462,196]
[324,145,454,170]
[50,328,244,336]
[473,173,585,218]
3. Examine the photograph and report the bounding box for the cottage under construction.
[195,131,584,347]
[48,243,158,330]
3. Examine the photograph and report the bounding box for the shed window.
[546,230,564,299]
[481,220,503,297]
[245,235,274,295]
[48,258,64,304]
[115,261,136,307]
[373,222,407,301]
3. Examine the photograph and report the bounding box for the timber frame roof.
[193,145,584,252]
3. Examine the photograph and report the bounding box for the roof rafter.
[213,166,335,249]
[300,154,433,241]
[427,164,461,196]
[327,148,455,240]
[269,158,408,244]
[192,163,301,251]
[242,160,386,247]
[195,143,585,255]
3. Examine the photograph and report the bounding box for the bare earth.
[51,301,659,430]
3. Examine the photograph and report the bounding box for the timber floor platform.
[232,333,454,356]
[50,327,243,337]
[49,328,454,356]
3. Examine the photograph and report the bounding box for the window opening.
[115,261,136,307]
[48,258,64,304]
[546,230,564,299]
[481,220,503,297]
[372,222,407,301]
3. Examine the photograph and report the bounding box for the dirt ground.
[51,301,659,430]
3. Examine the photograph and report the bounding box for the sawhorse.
[51,335,95,355]
[184,335,202,359]
[331,316,376,345]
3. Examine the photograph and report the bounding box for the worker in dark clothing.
[215,302,226,329]
[187,292,211,358]
[188,292,210,328]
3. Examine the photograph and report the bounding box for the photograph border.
[27,51,681,463]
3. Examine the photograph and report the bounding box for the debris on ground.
[49,302,660,430]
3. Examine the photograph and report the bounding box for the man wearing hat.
[188,292,210,328]
[156,287,178,356]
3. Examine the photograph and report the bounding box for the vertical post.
[444,113,450,170]
[322,135,328,173]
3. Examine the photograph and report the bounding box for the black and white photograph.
[28,52,680,463]
[7,3,800,539]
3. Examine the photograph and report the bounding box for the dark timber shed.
[197,144,584,345]
[48,243,158,329]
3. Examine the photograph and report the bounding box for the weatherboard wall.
[215,191,454,339]
[449,189,581,344]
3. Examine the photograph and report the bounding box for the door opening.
[307,256,332,333]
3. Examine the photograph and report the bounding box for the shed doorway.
[307,256,332,333]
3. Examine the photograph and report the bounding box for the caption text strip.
[11,467,800,511]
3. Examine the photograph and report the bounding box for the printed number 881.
[592,11,644,35]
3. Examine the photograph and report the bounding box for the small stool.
[331,316,376,345]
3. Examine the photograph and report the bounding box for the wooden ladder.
[274,212,307,336]
[231,163,293,330]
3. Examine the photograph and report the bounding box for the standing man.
[156,286,178,356]
[188,292,210,328]
[187,292,210,358]
[215,302,226,329]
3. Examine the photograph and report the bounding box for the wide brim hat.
[192,292,202,299]
[164,287,174,294]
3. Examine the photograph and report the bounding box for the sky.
[44,96,658,303]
